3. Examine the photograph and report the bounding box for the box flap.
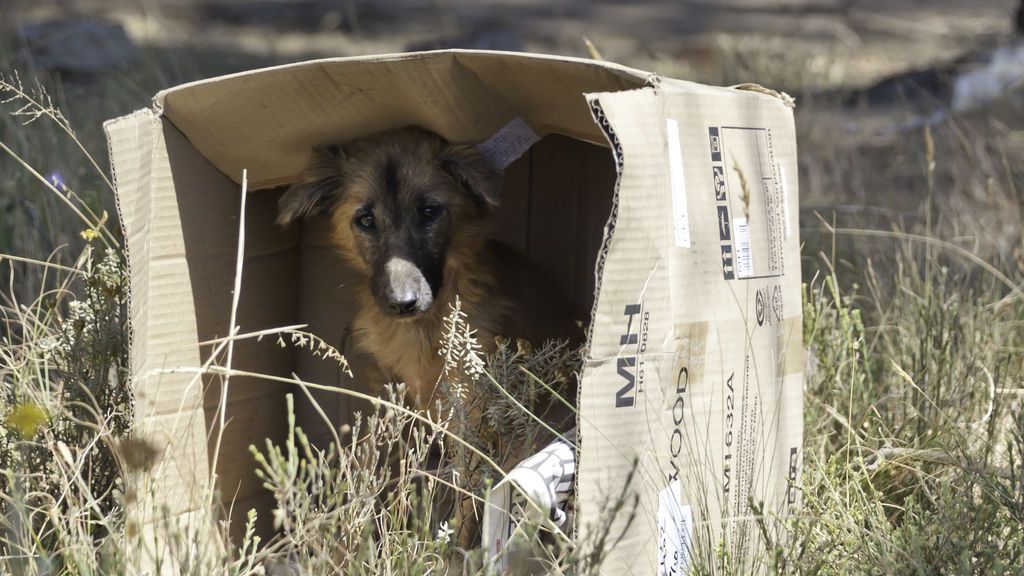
[104,111,212,519]
[577,78,802,573]
[154,50,653,190]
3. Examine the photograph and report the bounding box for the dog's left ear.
[441,143,503,208]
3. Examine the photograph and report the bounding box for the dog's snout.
[388,297,419,316]
[378,257,434,317]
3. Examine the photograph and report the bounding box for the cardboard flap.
[575,81,802,574]
[104,112,212,517]
[155,50,653,190]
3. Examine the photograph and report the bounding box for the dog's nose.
[389,297,418,315]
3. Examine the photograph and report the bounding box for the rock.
[18,18,138,73]
[198,0,346,32]
[951,43,1024,112]
[849,40,1024,114]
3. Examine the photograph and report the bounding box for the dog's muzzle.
[380,257,434,317]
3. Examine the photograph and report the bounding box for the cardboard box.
[104,50,802,573]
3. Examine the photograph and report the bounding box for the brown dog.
[277,126,579,411]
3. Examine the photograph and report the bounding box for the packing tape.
[779,316,804,377]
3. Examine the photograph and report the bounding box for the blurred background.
[3,0,1024,285]
[4,0,1019,89]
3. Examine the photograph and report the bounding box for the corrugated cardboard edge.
[102,110,142,376]
[576,84,673,575]
[581,72,662,347]
[581,97,625,350]
[104,110,217,574]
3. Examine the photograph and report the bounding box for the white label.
[734,217,753,278]
[657,481,693,575]
[778,164,792,239]
[476,117,540,170]
[666,118,691,248]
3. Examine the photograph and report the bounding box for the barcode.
[733,218,753,278]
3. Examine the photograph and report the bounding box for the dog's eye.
[420,204,444,223]
[355,213,376,230]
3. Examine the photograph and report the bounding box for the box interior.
[142,51,653,539]
[169,121,616,536]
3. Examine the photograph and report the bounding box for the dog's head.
[277,127,502,319]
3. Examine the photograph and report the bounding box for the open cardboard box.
[104,50,803,574]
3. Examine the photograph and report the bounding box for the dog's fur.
[277,126,579,410]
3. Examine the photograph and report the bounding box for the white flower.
[436,521,454,544]
[438,296,485,404]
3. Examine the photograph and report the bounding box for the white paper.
[476,117,541,170]
[657,481,693,576]
[666,118,691,248]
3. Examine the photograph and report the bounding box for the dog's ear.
[277,145,346,227]
[440,143,503,208]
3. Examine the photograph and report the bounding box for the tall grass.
[769,242,1024,573]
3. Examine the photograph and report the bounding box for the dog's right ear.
[276,145,346,227]
[440,143,503,209]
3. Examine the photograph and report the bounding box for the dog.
[277,126,581,548]
[276,126,580,411]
